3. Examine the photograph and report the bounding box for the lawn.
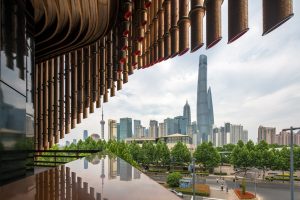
[175,184,210,197]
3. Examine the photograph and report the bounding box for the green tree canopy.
[194,142,220,172]
[167,172,182,187]
[171,141,191,166]
[156,140,171,166]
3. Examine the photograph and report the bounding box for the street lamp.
[282,126,300,200]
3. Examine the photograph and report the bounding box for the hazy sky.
[60,1,300,145]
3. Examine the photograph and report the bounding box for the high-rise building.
[197,55,214,144]
[158,123,165,137]
[83,130,88,140]
[117,123,120,141]
[183,100,191,126]
[174,116,187,134]
[134,120,141,137]
[257,126,276,144]
[100,108,105,140]
[119,118,132,141]
[149,120,158,138]
[73,139,77,144]
[164,118,175,135]
[108,119,117,140]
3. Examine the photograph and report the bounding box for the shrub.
[167,172,182,187]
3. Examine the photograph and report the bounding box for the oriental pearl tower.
[100,107,105,140]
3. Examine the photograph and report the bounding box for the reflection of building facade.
[108,157,117,179]
[119,159,132,181]
[133,168,141,179]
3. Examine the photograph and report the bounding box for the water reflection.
[0,153,180,200]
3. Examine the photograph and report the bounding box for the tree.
[167,172,182,187]
[128,141,142,163]
[141,141,156,166]
[222,144,236,152]
[156,140,170,166]
[231,145,253,176]
[273,147,290,177]
[194,142,220,172]
[255,141,273,180]
[171,141,191,166]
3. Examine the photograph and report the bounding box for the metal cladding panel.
[262,0,294,36]
[228,0,249,44]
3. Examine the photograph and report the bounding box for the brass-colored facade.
[31,0,294,149]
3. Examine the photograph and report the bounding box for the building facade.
[257,126,276,144]
[196,55,214,144]
[183,101,191,126]
[133,120,141,138]
[108,119,117,141]
[149,120,158,138]
[119,118,132,141]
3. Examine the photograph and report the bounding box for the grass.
[234,189,256,199]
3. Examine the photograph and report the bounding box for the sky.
[59,1,300,145]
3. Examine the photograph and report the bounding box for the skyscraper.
[183,100,191,126]
[174,116,187,134]
[83,130,88,140]
[134,120,141,137]
[197,55,214,144]
[119,118,132,140]
[149,120,158,138]
[108,119,117,140]
[100,108,105,140]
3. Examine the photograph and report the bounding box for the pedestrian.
[217,178,219,183]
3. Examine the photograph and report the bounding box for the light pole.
[282,126,300,200]
[192,157,196,200]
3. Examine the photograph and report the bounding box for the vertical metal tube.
[163,0,171,59]
[189,0,205,52]
[178,0,190,55]
[91,44,97,112]
[158,0,164,61]
[43,61,48,149]
[59,56,64,139]
[65,53,71,134]
[38,63,43,150]
[70,51,77,129]
[53,57,59,144]
[205,0,223,49]
[83,47,89,118]
[77,49,84,123]
[106,31,113,89]
[48,59,54,148]
[262,0,294,36]
[228,0,249,44]
[170,0,179,57]
[96,41,102,108]
[100,38,106,96]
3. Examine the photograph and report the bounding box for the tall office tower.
[108,119,117,140]
[149,120,159,138]
[117,123,120,141]
[197,55,214,144]
[257,126,276,144]
[119,118,132,141]
[158,123,165,137]
[134,120,141,137]
[83,130,89,140]
[226,123,248,144]
[100,108,105,140]
[174,116,188,134]
[183,100,191,126]
[164,118,175,135]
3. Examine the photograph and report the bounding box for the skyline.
[59,1,300,145]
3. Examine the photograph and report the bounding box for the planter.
[234,189,256,200]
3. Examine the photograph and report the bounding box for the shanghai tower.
[197,55,214,144]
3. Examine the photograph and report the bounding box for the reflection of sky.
[64,155,180,200]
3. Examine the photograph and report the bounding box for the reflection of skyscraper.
[133,168,141,179]
[100,108,105,140]
[119,159,132,181]
[108,157,117,179]
[197,55,214,144]
[84,158,89,169]
[183,100,191,126]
